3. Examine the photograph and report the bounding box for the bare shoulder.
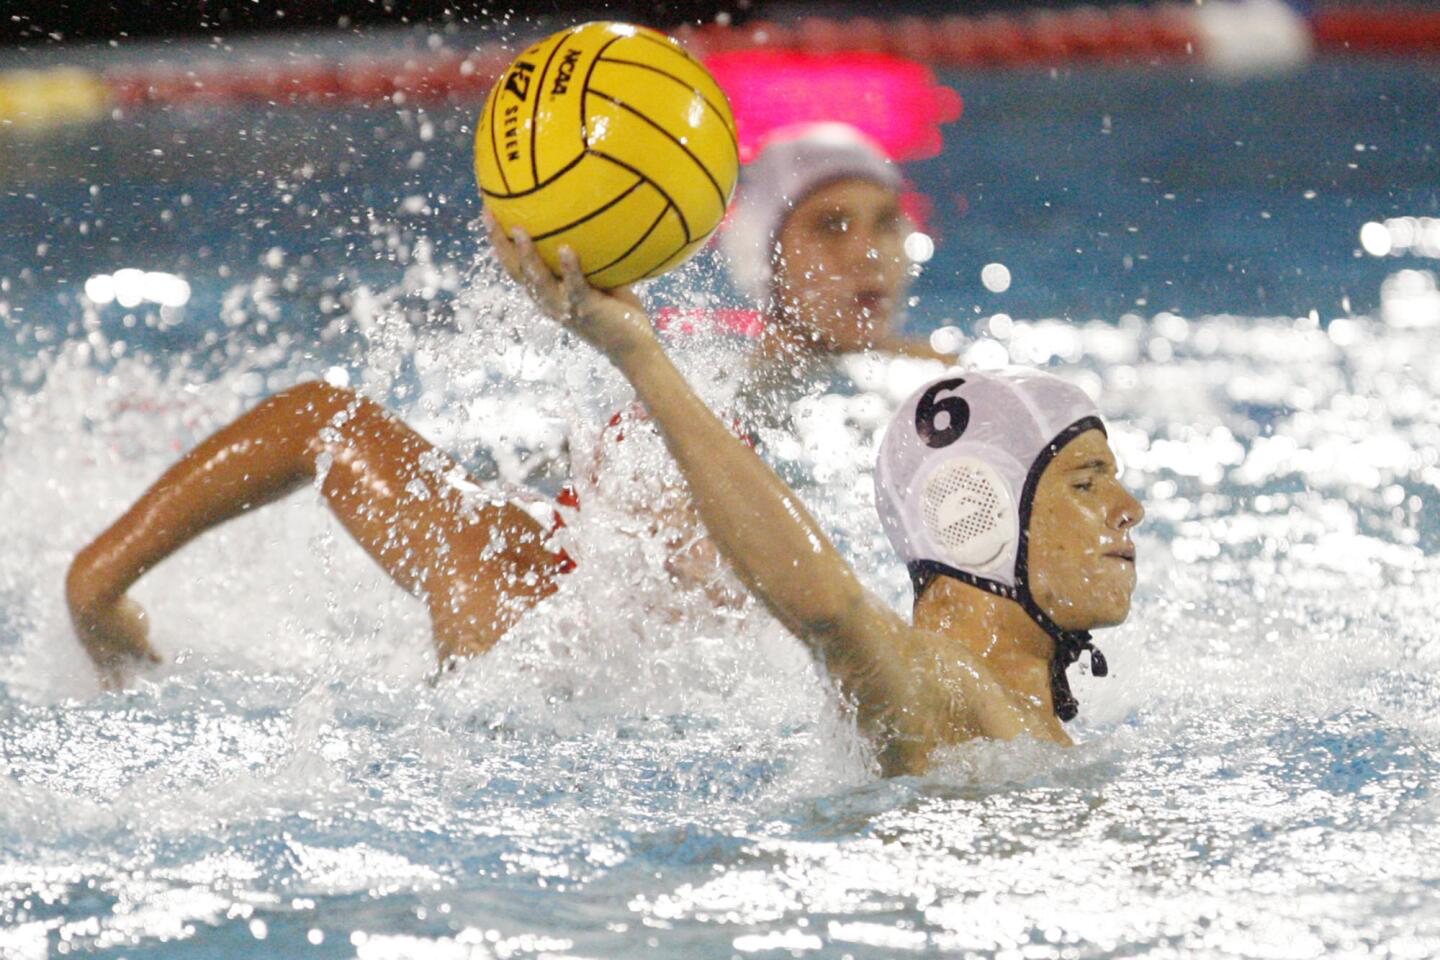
[808,594,973,765]
[821,592,1066,774]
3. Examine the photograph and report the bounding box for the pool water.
[2,38,1439,959]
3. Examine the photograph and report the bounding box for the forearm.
[65,384,341,682]
[612,339,868,638]
[66,451,307,613]
[67,385,329,615]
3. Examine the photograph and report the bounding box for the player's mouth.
[1105,544,1136,564]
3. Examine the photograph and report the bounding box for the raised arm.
[67,381,564,687]
[489,223,1038,770]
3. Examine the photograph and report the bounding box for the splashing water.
[5,267,1438,957]
[2,48,1439,960]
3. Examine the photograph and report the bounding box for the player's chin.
[1087,580,1136,628]
[1044,587,1131,633]
[1088,595,1132,629]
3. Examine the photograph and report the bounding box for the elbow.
[66,534,141,627]
[264,380,366,464]
[269,380,362,422]
[274,379,355,429]
[279,379,353,410]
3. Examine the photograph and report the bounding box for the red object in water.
[654,307,766,338]
[704,49,963,163]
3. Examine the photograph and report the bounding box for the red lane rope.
[675,6,1202,65]
[1312,8,1440,54]
[11,4,1438,121]
[97,6,1202,115]
[105,49,514,109]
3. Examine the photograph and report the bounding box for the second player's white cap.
[721,122,902,303]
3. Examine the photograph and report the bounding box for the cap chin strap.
[907,561,1106,722]
[907,414,1111,724]
[1018,586,1107,724]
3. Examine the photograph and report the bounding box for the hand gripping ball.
[476,22,739,289]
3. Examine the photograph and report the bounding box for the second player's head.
[722,123,912,352]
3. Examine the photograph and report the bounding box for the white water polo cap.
[874,367,1110,720]
[721,122,902,303]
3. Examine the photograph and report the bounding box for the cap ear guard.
[918,457,1015,575]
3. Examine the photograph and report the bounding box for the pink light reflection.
[655,307,765,337]
[704,49,962,163]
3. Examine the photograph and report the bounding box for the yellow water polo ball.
[476,21,739,289]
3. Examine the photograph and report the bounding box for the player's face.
[1026,430,1144,631]
[772,178,910,352]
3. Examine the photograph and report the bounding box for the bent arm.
[68,380,563,685]
[67,383,333,683]
[493,231,929,732]
[619,336,955,739]
[609,343,1057,766]
[491,226,1054,771]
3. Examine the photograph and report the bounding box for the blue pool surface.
[1,34,1438,960]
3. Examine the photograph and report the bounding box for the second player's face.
[772,178,911,352]
[1026,430,1145,631]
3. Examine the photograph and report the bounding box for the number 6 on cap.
[915,377,970,449]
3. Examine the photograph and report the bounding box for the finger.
[557,245,581,276]
[484,213,525,281]
[492,239,522,284]
[514,230,568,316]
[482,209,506,250]
[557,247,592,314]
[514,230,553,292]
